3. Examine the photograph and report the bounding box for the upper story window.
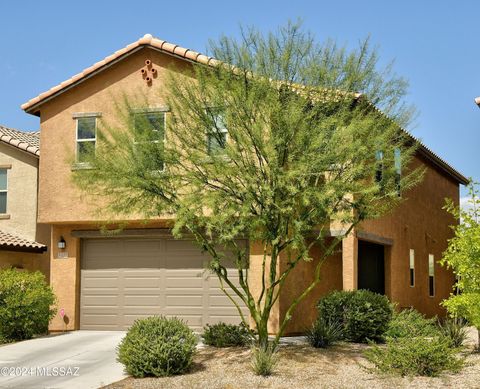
[428,254,435,297]
[133,111,165,142]
[409,249,415,287]
[394,147,401,196]
[0,169,7,214]
[76,116,97,163]
[375,150,384,184]
[206,109,228,155]
[133,111,166,171]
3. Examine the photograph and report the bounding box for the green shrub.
[202,322,252,347]
[0,269,56,341]
[384,308,438,339]
[438,317,468,348]
[306,316,343,348]
[251,344,278,376]
[364,336,464,377]
[317,290,393,343]
[117,316,197,377]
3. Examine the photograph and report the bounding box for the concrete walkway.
[0,331,126,389]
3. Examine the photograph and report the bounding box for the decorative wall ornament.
[140,59,157,85]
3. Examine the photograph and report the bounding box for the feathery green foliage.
[384,308,438,339]
[72,21,421,351]
[365,335,464,377]
[441,181,480,349]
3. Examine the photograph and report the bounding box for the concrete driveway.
[0,331,126,389]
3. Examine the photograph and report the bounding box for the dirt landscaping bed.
[102,339,480,389]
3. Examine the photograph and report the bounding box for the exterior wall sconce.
[58,236,66,250]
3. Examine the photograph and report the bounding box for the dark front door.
[358,240,385,294]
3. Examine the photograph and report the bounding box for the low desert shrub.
[384,308,438,339]
[438,317,468,348]
[117,316,197,377]
[306,316,343,348]
[251,344,278,376]
[365,335,464,377]
[0,268,56,341]
[317,290,393,343]
[202,322,252,347]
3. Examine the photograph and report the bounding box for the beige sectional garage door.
[80,237,248,331]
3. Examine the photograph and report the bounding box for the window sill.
[0,214,11,220]
[71,162,95,171]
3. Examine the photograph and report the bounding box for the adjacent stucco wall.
[0,143,49,278]
[0,143,38,239]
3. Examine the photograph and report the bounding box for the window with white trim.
[0,169,7,214]
[206,108,228,155]
[133,111,166,171]
[409,249,415,287]
[76,117,96,163]
[428,254,435,297]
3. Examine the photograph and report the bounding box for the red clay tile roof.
[0,125,40,156]
[20,34,468,185]
[0,230,46,252]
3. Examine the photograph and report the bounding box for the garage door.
[80,237,248,331]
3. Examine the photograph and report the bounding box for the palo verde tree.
[441,182,480,349]
[73,22,421,350]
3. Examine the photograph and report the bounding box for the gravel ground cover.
[102,328,480,389]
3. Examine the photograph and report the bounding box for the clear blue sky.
[1,0,478,189]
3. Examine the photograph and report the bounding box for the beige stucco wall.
[32,45,460,333]
[0,143,38,239]
[360,156,458,318]
[278,157,459,334]
[37,47,192,224]
[0,143,49,278]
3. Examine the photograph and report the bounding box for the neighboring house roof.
[0,230,47,253]
[0,125,40,156]
[20,34,468,185]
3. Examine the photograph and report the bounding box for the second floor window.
[409,249,415,287]
[133,111,166,171]
[428,254,435,297]
[206,109,228,155]
[394,147,401,195]
[76,117,96,163]
[0,169,7,214]
[375,150,384,184]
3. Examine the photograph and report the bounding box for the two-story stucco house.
[0,125,49,276]
[21,34,468,334]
